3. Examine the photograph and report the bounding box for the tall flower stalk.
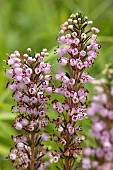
[6,48,52,170]
[82,64,113,170]
[50,13,100,170]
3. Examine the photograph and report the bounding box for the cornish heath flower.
[50,13,100,169]
[6,48,52,170]
[82,64,113,170]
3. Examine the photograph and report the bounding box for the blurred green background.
[0,0,113,169]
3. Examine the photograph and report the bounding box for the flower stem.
[65,157,71,170]
[31,133,35,170]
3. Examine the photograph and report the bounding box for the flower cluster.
[5,13,101,170]
[6,48,52,169]
[82,64,113,170]
[51,13,100,169]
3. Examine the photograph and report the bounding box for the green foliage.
[0,0,113,169]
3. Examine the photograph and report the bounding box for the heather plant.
[82,64,113,170]
[5,12,101,170]
[50,13,100,170]
[6,48,52,170]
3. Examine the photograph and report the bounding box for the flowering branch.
[82,64,113,170]
[5,12,101,170]
[6,48,52,170]
[50,13,100,170]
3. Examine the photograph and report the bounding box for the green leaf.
[66,72,71,79]
[35,136,42,147]
[56,166,61,170]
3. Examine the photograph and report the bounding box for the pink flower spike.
[6,48,52,169]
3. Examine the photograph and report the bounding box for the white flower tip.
[27,48,32,52]
[91,27,100,33]
[70,14,76,18]
[68,25,73,29]
[43,48,47,52]
[73,20,77,24]
[68,19,72,23]
[88,21,93,25]
[23,54,28,58]
[84,16,88,20]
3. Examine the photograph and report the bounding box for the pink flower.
[57,48,67,57]
[15,122,23,130]
[81,33,86,39]
[7,69,13,77]
[45,87,52,94]
[10,153,16,160]
[8,58,15,65]
[9,84,17,91]
[42,133,49,142]
[35,67,41,74]
[58,36,66,44]
[58,57,68,66]
[70,58,76,66]
[80,50,86,57]
[21,118,28,126]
